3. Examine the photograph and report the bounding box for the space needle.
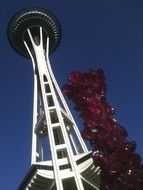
[8,7,100,190]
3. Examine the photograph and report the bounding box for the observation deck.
[8,7,61,58]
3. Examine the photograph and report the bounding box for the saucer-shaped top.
[8,7,62,58]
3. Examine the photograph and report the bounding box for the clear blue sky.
[0,1,143,189]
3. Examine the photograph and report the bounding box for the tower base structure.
[18,152,100,190]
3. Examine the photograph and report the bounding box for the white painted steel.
[47,57,88,153]
[23,27,98,190]
[24,41,38,164]
[25,28,64,190]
